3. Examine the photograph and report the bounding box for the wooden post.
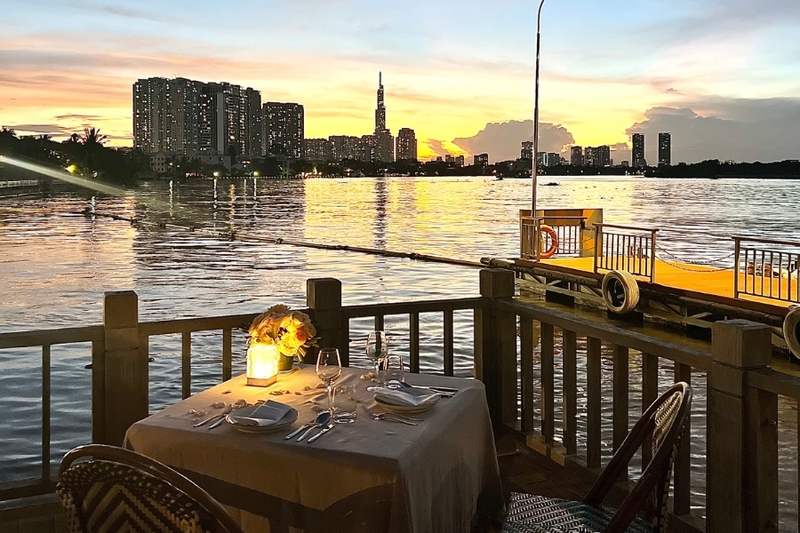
[306,278,345,365]
[707,319,777,533]
[474,268,516,426]
[102,291,148,446]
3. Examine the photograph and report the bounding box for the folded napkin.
[375,387,439,407]
[228,401,291,427]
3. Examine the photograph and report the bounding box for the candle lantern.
[246,343,278,387]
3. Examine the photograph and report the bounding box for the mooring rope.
[74,209,485,269]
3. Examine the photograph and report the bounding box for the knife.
[208,416,227,430]
[307,422,336,443]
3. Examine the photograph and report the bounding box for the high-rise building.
[521,141,533,160]
[632,133,646,168]
[356,135,375,162]
[396,128,417,161]
[329,135,359,160]
[375,72,386,132]
[585,145,611,167]
[133,77,205,155]
[372,73,394,162]
[570,146,584,166]
[305,138,332,162]
[455,155,465,167]
[263,102,304,159]
[547,153,562,167]
[474,153,489,167]
[658,132,671,166]
[133,77,261,158]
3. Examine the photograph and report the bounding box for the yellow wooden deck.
[519,256,795,316]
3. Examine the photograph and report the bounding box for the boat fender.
[539,225,559,259]
[601,270,640,314]
[784,306,800,359]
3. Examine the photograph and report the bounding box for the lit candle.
[246,343,278,387]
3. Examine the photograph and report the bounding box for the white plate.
[374,396,439,414]
[225,406,298,433]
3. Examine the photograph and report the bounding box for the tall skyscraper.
[396,128,417,161]
[658,133,672,166]
[474,153,489,167]
[263,102,304,159]
[375,72,386,132]
[207,82,262,158]
[632,133,646,168]
[373,72,394,162]
[570,146,584,166]
[521,141,533,160]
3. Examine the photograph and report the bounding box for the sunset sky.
[2,0,799,162]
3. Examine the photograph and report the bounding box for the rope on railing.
[655,244,737,266]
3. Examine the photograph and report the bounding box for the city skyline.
[2,0,800,163]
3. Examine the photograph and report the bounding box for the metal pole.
[531,0,547,252]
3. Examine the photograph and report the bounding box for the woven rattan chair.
[503,382,692,533]
[57,444,243,533]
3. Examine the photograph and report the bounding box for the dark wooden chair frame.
[585,381,692,532]
[58,444,244,533]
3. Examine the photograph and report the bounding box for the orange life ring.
[539,225,559,259]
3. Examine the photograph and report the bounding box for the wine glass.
[366,331,388,391]
[316,348,342,415]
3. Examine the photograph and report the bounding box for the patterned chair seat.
[502,494,653,533]
[57,445,243,533]
[57,460,216,533]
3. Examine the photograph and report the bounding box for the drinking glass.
[385,354,404,387]
[316,348,342,415]
[335,385,358,424]
[366,331,388,388]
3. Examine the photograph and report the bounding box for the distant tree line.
[0,127,150,185]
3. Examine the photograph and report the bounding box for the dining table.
[124,364,505,533]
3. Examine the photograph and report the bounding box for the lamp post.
[531,0,547,241]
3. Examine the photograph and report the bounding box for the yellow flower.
[248,306,317,356]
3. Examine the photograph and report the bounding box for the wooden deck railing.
[2,270,800,533]
[734,235,800,304]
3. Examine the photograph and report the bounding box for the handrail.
[732,235,800,248]
[340,297,486,318]
[0,325,103,349]
[594,222,659,233]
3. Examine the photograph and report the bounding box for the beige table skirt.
[125,366,504,533]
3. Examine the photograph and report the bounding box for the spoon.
[297,411,331,442]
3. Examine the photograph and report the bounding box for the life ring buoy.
[602,270,640,314]
[783,306,800,359]
[539,225,559,259]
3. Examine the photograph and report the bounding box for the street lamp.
[531,0,547,225]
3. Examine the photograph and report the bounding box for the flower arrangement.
[248,305,318,364]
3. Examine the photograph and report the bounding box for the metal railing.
[734,236,800,304]
[521,215,588,260]
[593,223,658,282]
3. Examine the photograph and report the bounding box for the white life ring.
[602,270,640,314]
[783,306,800,359]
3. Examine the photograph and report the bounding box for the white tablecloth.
[125,365,505,533]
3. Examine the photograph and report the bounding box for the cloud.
[2,123,76,136]
[424,139,450,157]
[452,120,575,162]
[625,98,800,163]
[54,114,104,121]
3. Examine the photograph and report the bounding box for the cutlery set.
[194,384,460,440]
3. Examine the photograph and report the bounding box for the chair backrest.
[57,444,244,533]
[583,382,692,533]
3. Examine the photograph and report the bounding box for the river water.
[2,176,800,525]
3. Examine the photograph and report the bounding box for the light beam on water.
[0,155,129,197]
